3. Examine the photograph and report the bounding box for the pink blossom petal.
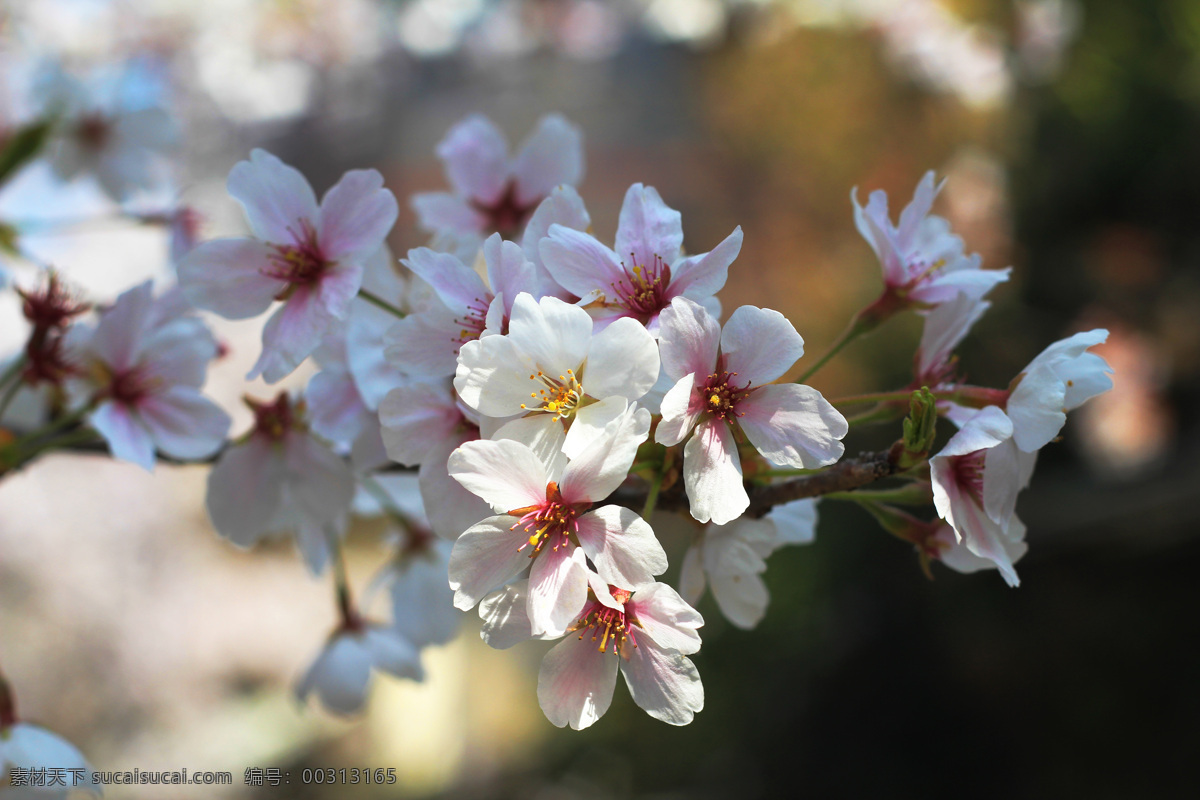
[619,637,703,726]
[614,184,683,271]
[88,281,154,371]
[527,544,589,637]
[575,505,666,589]
[227,149,319,244]
[206,436,286,547]
[383,306,463,379]
[412,191,486,236]
[896,171,940,247]
[479,581,548,649]
[137,386,230,461]
[447,516,532,610]
[559,404,650,503]
[318,169,398,261]
[437,114,510,203]
[505,294,593,379]
[658,297,720,381]
[682,418,747,525]
[177,238,284,319]
[447,438,548,512]
[283,433,356,526]
[720,305,804,385]
[537,635,620,730]
[711,570,769,630]
[678,544,706,605]
[512,114,584,205]
[668,225,742,301]
[628,582,704,654]
[295,633,372,715]
[583,316,660,401]
[521,185,590,275]
[378,380,463,466]
[401,247,491,312]
[655,373,700,447]
[90,400,156,470]
[419,429,492,540]
[538,225,626,300]
[737,384,847,469]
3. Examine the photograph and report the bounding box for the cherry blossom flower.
[914,291,991,388]
[344,246,431,409]
[930,406,1035,587]
[0,722,97,797]
[539,183,743,333]
[378,377,491,539]
[411,113,583,252]
[455,292,660,461]
[1005,329,1113,452]
[385,233,567,379]
[853,171,1009,312]
[447,405,665,637]
[178,149,398,382]
[69,281,230,470]
[370,527,460,649]
[537,578,704,729]
[656,297,848,524]
[679,498,818,629]
[296,624,422,715]
[305,332,387,471]
[39,64,178,202]
[205,393,355,573]
[930,518,1028,582]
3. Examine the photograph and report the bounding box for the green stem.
[0,378,24,422]
[358,288,406,320]
[822,483,932,506]
[845,404,905,427]
[642,450,671,519]
[0,355,26,392]
[795,315,867,385]
[327,528,356,628]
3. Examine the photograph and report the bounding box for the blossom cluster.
[0,77,1113,754]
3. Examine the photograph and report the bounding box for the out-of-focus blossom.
[679,498,818,629]
[447,405,663,637]
[656,298,847,525]
[178,149,398,382]
[371,527,460,650]
[412,113,583,253]
[1005,329,1113,453]
[378,377,491,540]
[537,578,704,730]
[15,271,89,390]
[930,406,1034,587]
[853,172,1009,314]
[296,624,422,716]
[455,292,660,462]
[68,281,229,470]
[39,64,177,202]
[205,392,354,574]
[540,183,742,334]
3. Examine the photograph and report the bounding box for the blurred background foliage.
[1,0,1197,797]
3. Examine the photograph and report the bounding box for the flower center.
[262,219,332,292]
[471,181,536,238]
[696,370,752,421]
[952,450,986,503]
[452,296,492,348]
[612,254,671,317]
[569,587,639,655]
[507,481,588,557]
[903,254,947,289]
[246,392,301,441]
[76,113,111,151]
[520,369,584,421]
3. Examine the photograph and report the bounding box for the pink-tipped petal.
[227,149,319,244]
[537,635,620,730]
[682,418,747,525]
[737,384,847,469]
[318,169,398,260]
[720,305,804,385]
[575,506,666,589]
[512,114,584,206]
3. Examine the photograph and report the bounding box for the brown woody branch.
[612,449,902,519]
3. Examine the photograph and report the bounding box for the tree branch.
[612,449,901,519]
